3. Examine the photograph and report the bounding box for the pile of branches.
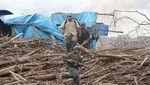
[0,35,149,85]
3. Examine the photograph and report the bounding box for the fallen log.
[0,48,41,66]
[94,48,119,53]
[76,43,92,55]
[120,47,144,52]
[0,35,9,41]
[97,29,123,33]
[12,38,48,44]
[80,66,98,77]
[4,80,22,85]
[118,60,150,66]
[18,83,39,85]
[36,54,64,58]
[27,72,71,81]
[134,76,139,85]
[10,71,27,81]
[0,33,23,48]
[139,56,149,68]
[91,73,111,84]
[95,54,126,60]
[0,63,39,76]
[63,69,106,83]
[51,43,66,52]
[77,43,127,60]
[94,47,144,54]
[95,82,118,85]
[0,65,18,76]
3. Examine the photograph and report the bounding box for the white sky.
[0,0,150,14]
[0,0,150,37]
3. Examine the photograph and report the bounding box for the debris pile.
[0,35,149,85]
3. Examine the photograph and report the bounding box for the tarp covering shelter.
[0,12,109,48]
[96,23,109,36]
[0,12,97,42]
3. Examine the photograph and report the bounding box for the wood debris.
[0,36,149,85]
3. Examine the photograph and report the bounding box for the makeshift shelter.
[0,12,109,48]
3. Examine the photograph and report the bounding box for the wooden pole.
[9,71,27,81]
[0,33,23,48]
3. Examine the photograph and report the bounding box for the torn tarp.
[0,12,97,43]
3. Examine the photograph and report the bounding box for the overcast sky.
[0,0,150,37]
[0,0,150,15]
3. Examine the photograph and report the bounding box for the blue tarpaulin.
[0,12,97,43]
[0,12,109,49]
[96,23,109,36]
[91,23,109,50]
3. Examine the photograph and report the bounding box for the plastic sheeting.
[0,12,109,49]
[91,23,109,50]
[96,23,109,36]
[0,12,97,43]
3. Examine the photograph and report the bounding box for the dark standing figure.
[62,46,83,85]
[78,22,92,48]
[60,13,81,52]
[0,10,13,37]
[0,20,12,37]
